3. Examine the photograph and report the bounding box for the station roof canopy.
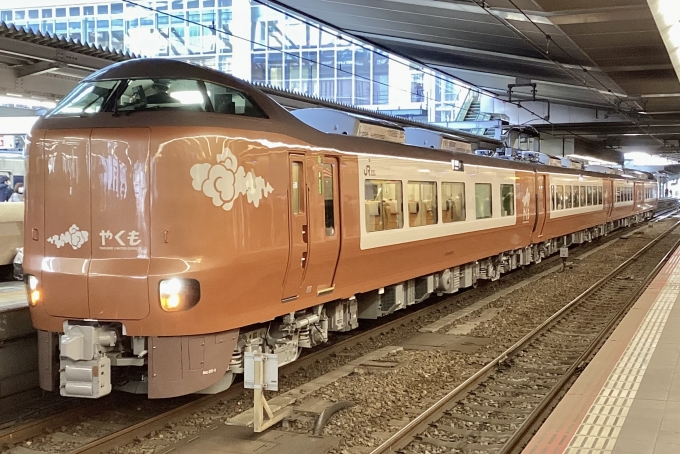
[0,21,498,147]
[0,22,136,79]
[271,0,680,122]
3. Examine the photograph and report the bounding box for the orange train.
[24,59,657,399]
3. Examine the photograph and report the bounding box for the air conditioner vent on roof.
[292,108,405,144]
[404,127,472,154]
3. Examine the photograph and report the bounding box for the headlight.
[26,275,41,307]
[159,278,200,312]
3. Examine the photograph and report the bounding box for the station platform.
[0,281,27,311]
[523,247,680,454]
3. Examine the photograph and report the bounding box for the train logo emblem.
[363,165,376,177]
[522,188,531,221]
[46,224,89,250]
[190,145,273,211]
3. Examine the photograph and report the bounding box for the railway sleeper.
[460,403,534,415]
[433,424,513,439]
[443,412,518,425]
[470,393,544,403]
[54,214,646,398]
[418,436,506,451]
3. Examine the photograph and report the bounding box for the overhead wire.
[471,0,663,145]
[120,0,600,145]
[253,0,622,144]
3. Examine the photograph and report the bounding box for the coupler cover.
[59,323,116,398]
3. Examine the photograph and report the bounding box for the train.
[0,152,25,270]
[23,59,657,399]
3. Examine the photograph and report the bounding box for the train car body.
[24,59,657,399]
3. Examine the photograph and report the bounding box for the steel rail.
[369,220,680,454]
[498,236,680,454]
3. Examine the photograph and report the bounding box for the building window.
[372,52,388,105]
[0,11,11,22]
[475,183,493,219]
[111,3,124,14]
[69,7,80,16]
[28,9,39,19]
[97,5,108,14]
[56,8,66,18]
[41,9,52,18]
[501,184,514,216]
[407,181,437,226]
[442,182,465,223]
[365,180,403,232]
[411,73,424,102]
[83,6,94,16]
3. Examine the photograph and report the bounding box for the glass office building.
[0,0,471,122]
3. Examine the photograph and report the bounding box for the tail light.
[159,278,200,312]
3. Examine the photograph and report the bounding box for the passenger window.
[550,185,555,211]
[407,181,438,226]
[556,185,564,210]
[573,186,580,207]
[475,183,493,219]
[442,182,465,223]
[580,186,586,206]
[323,163,335,236]
[587,186,593,206]
[205,81,267,118]
[598,186,603,205]
[365,179,403,232]
[291,161,304,214]
[501,184,514,216]
[564,186,572,209]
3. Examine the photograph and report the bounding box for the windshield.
[48,78,267,118]
[49,81,120,116]
[117,78,207,112]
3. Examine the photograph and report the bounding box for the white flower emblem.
[46,224,90,250]
[522,187,531,221]
[190,145,273,210]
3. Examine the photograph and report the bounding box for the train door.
[535,174,547,237]
[606,179,615,217]
[300,156,341,296]
[282,154,309,300]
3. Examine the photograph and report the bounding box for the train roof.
[48,59,652,183]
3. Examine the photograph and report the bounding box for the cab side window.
[204,82,267,118]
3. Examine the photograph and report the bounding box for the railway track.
[371,221,680,454]
[1,216,673,454]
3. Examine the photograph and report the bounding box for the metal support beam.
[0,36,114,71]
[15,61,62,78]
